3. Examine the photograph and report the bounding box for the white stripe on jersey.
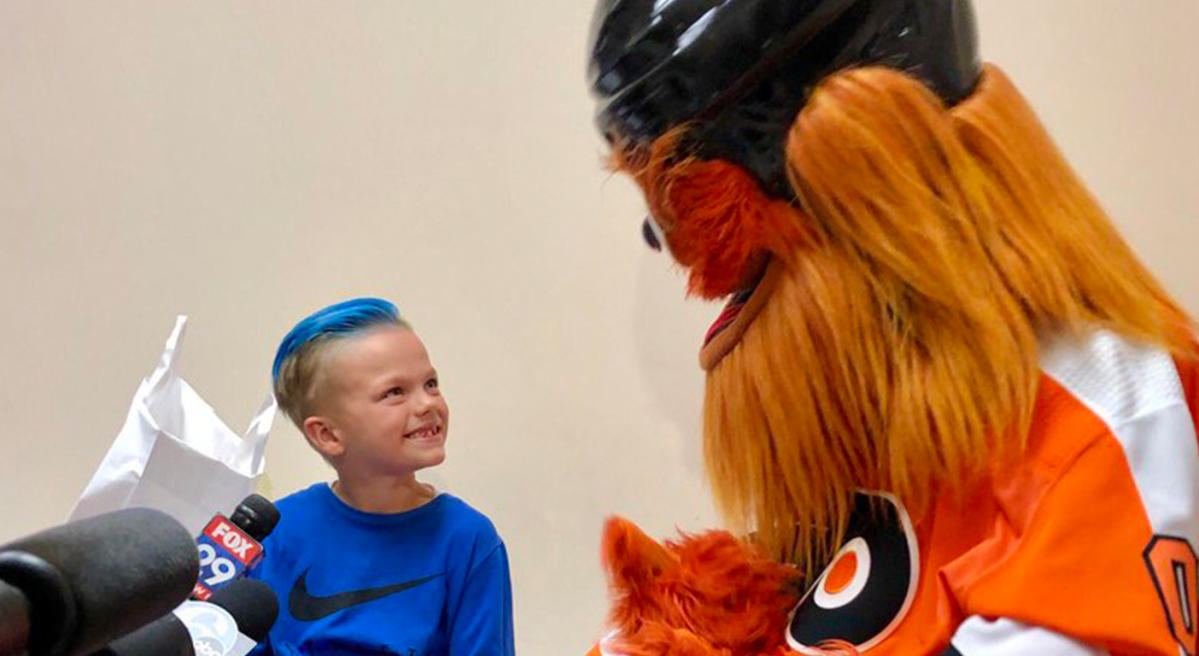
[951,617,1108,655]
[1040,329,1199,550]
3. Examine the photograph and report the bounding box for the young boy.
[249,298,515,656]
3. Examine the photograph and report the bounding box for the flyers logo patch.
[1144,535,1198,656]
[787,493,919,654]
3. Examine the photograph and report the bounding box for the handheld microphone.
[0,580,30,655]
[0,507,199,656]
[96,578,279,656]
[192,495,279,601]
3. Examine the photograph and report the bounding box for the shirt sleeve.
[244,533,280,655]
[448,541,516,656]
[944,618,1108,655]
[941,416,1196,656]
[242,564,274,656]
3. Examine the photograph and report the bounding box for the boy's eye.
[426,378,439,390]
[383,387,404,398]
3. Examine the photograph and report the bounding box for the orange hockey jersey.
[597,330,1199,656]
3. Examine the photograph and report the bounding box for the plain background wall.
[2,1,1196,653]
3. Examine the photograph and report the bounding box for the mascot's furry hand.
[598,517,856,656]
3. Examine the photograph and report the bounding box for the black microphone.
[96,578,279,656]
[91,609,193,656]
[228,495,280,545]
[0,507,199,656]
[192,495,280,601]
[206,579,278,645]
[0,580,30,655]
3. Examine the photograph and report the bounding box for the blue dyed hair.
[272,297,403,383]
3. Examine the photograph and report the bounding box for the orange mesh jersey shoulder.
[786,330,1199,656]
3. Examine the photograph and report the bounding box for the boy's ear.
[302,416,345,459]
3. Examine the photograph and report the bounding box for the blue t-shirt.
[248,483,514,656]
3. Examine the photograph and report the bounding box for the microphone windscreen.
[207,579,278,643]
[0,579,31,655]
[93,612,194,656]
[0,507,199,655]
[228,495,280,543]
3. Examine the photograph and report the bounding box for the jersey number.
[1145,535,1198,656]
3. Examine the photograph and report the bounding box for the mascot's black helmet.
[588,0,981,198]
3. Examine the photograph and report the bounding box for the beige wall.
[1,1,1196,653]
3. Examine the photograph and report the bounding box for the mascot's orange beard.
[615,64,1192,576]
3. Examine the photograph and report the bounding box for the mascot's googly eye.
[642,214,667,253]
[787,493,920,655]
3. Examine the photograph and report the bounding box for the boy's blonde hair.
[272,298,409,428]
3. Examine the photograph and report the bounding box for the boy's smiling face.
[311,325,449,477]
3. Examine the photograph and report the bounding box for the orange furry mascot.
[584,1,1199,655]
